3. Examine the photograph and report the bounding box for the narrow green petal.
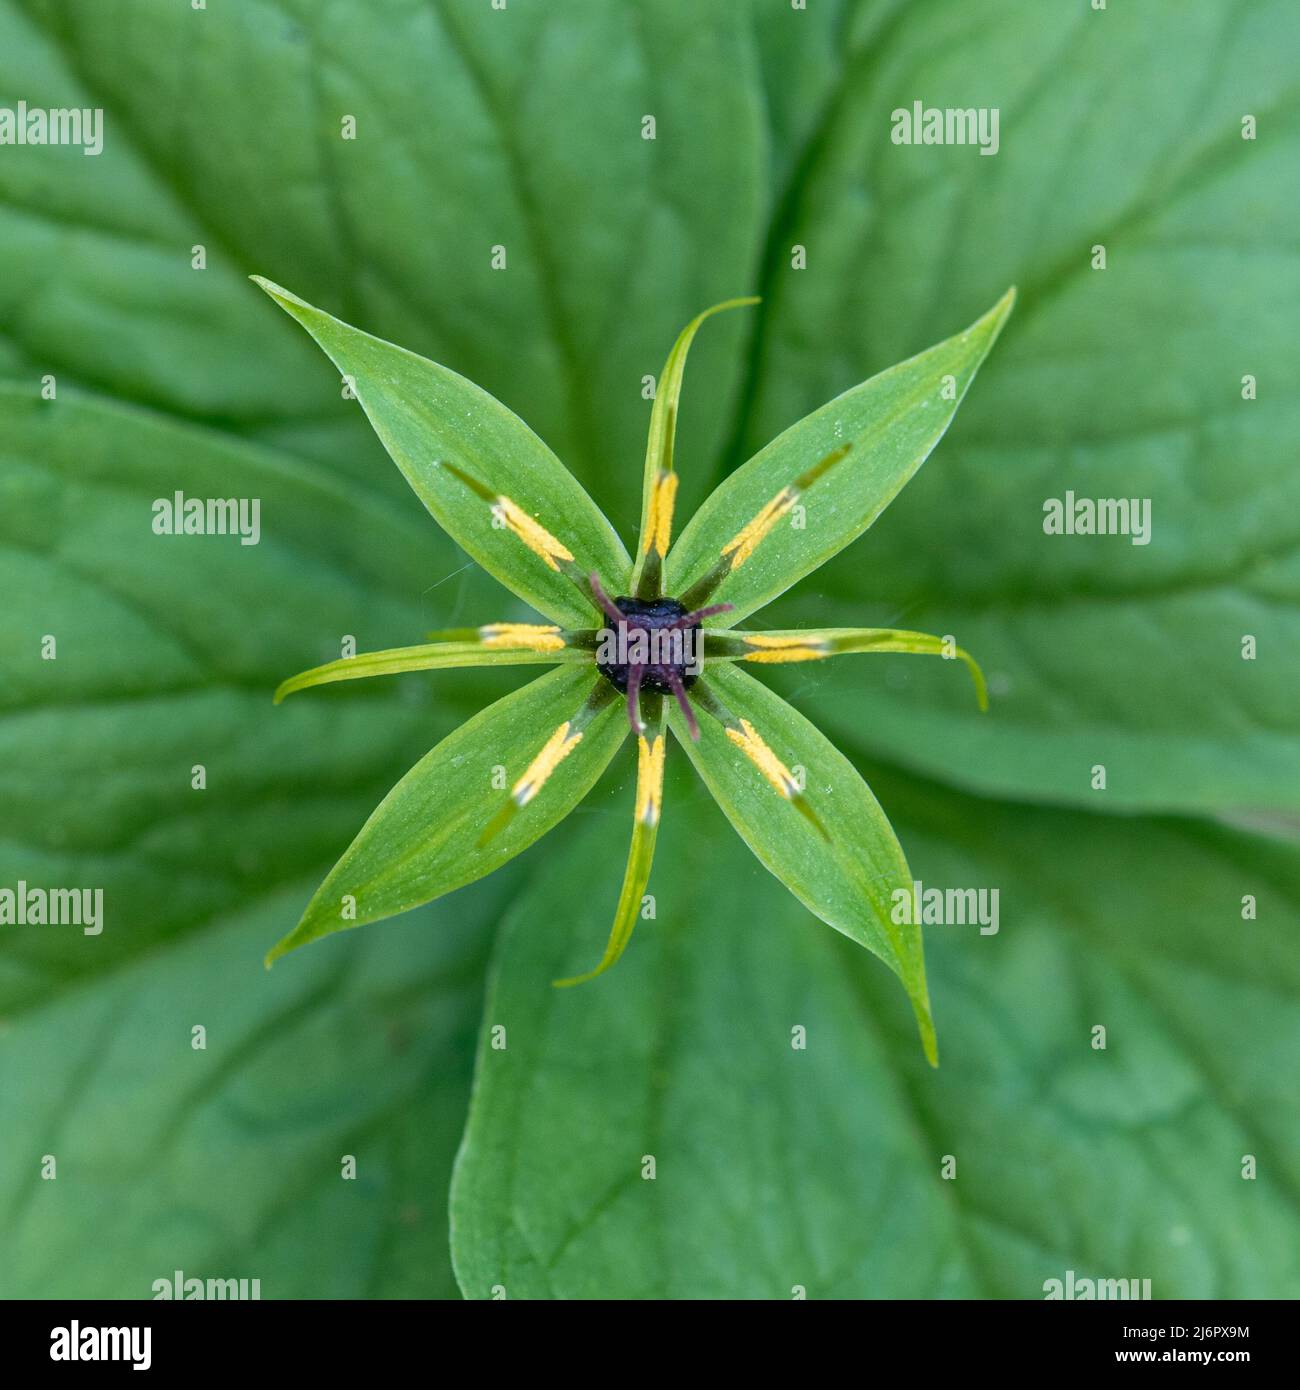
[265,666,625,966]
[275,626,593,703]
[554,699,667,986]
[631,297,759,599]
[252,277,631,625]
[670,664,938,1066]
[705,627,988,710]
[667,288,1015,623]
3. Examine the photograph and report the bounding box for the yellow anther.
[643,470,679,557]
[634,734,666,824]
[741,634,828,663]
[720,487,797,570]
[513,722,583,805]
[725,718,798,799]
[493,496,575,571]
[478,623,566,652]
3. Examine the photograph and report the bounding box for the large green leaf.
[451,775,1300,1299]
[670,663,935,1064]
[0,383,509,1296]
[0,878,501,1298]
[0,0,761,1302]
[0,0,763,507]
[4,0,1297,1303]
[732,0,1300,813]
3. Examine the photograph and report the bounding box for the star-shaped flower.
[255,278,1014,1064]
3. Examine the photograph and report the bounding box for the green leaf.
[0,879,500,1298]
[267,666,625,965]
[451,777,1300,1299]
[6,0,1297,1302]
[254,277,633,627]
[668,663,935,1065]
[733,0,1300,813]
[0,2,765,504]
[0,384,505,1297]
[667,289,1014,625]
[0,0,764,1300]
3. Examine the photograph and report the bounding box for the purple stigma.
[665,669,699,740]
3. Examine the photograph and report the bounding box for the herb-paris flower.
[254,277,1014,1065]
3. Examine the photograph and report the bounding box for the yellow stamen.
[493,496,575,571]
[478,622,565,652]
[743,647,826,663]
[720,487,797,570]
[513,721,583,805]
[725,718,799,799]
[634,734,666,824]
[741,634,828,663]
[643,470,679,557]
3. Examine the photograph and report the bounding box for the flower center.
[595,595,702,695]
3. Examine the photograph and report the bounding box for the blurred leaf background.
[1,0,1296,1298]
